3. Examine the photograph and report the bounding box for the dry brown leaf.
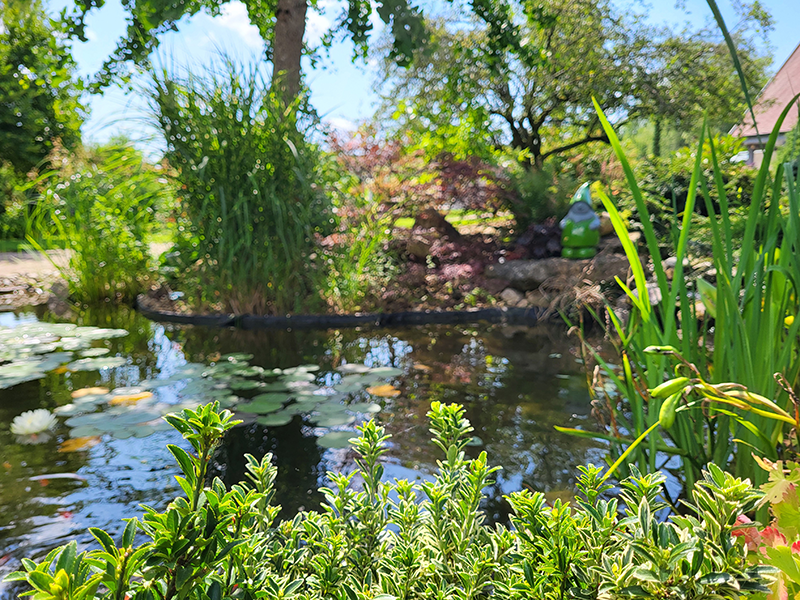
[58,436,102,453]
[71,387,110,399]
[366,384,401,398]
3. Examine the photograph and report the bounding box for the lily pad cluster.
[0,323,407,451]
[233,363,403,448]
[0,323,128,388]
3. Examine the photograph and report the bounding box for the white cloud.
[214,1,264,50]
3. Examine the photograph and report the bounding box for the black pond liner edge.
[134,295,545,330]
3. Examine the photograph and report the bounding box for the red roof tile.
[732,42,800,139]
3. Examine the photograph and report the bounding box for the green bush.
[29,141,167,303]
[0,159,28,239]
[0,0,85,174]
[615,134,754,250]
[4,401,775,600]
[147,56,331,315]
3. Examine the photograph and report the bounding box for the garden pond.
[0,306,606,596]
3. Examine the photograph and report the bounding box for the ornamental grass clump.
[28,142,165,304]
[147,56,331,315]
[5,401,775,599]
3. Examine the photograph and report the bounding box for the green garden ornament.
[559,182,600,259]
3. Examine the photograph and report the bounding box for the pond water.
[0,306,605,596]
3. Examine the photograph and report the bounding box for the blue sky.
[47,0,800,149]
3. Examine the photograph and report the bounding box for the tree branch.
[541,131,610,161]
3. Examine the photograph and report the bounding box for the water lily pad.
[111,386,145,396]
[317,431,356,449]
[216,395,241,408]
[54,404,84,416]
[175,363,206,377]
[228,379,264,391]
[310,413,356,427]
[251,392,292,403]
[279,372,316,382]
[59,338,91,351]
[67,356,127,371]
[113,428,135,439]
[132,426,156,438]
[346,402,382,414]
[334,382,364,394]
[257,412,294,427]
[106,409,163,426]
[72,394,110,406]
[69,425,104,438]
[369,366,403,377]
[285,380,316,392]
[282,365,320,374]
[222,353,254,362]
[239,400,283,414]
[73,327,128,340]
[337,363,370,374]
[292,397,323,409]
[200,388,238,399]
[65,413,108,428]
[313,403,351,416]
[79,347,111,358]
[139,378,179,389]
[231,366,264,377]
[260,382,290,392]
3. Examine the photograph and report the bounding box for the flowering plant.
[10,409,57,436]
[735,457,800,600]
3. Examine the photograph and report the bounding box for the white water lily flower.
[10,409,57,435]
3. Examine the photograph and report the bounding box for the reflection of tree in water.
[376,325,606,500]
[173,327,336,370]
[211,416,325,519]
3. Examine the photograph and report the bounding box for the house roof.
[732,41,800,139]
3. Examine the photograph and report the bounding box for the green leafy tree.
[0,0,85,174]
[382,0,770,171]
[66,0,426,102]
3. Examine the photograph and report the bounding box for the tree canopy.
[0,0,85,173]
[381,0,771,169]
[65,0,427,101]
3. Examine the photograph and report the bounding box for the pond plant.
[146,56,330,316]
[565,90,800,495]
[4,401,778,599]
[27,142,167,304]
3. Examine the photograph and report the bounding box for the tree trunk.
[652,115,662,158]
[271,0,307,103]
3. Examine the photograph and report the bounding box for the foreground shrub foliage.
[5,402,774,599]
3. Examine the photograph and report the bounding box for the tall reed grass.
[146,56,331,315]
[566,100,800,493]
[28,142,163,303]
